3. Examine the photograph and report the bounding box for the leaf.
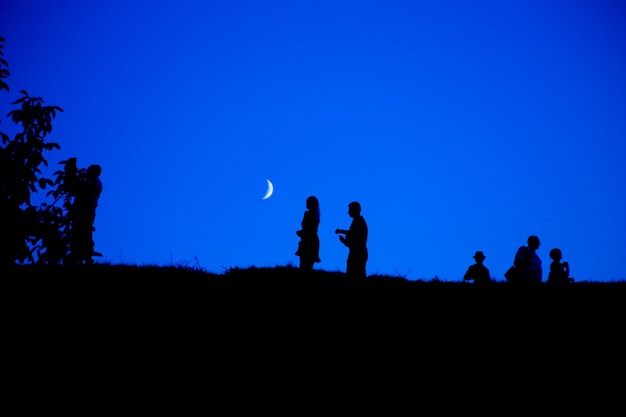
[44,142,60,150]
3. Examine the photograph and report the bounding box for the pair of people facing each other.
[464,235,574,285]
[295,197,368,279]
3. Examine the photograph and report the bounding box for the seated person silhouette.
[463,251,492,285]
[547,248,574,285]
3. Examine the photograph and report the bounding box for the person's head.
[306,195,318,210]
[86,164,102,178]
[549,248,562,261]
[473,251,486,264]
[306,196,320,220]
[348,201,361,218]
[527,235,540,250]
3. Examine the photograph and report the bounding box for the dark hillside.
[5,264,625,411]
[6,263,625,348]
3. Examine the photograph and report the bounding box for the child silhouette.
[547,248,574,285]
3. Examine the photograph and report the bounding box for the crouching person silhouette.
[335,201,368,279]
[68,164,103,264]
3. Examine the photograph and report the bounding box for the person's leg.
[70,213,92,264]
[347,253,364,278]
[349,251,367,278]
[300,257,314,270]
[356,258,366,279]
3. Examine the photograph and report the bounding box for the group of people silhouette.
[294,197,573,285]
[464,235,575,285]
[295,197,368,279]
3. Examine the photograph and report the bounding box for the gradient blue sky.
[2,0,625,281]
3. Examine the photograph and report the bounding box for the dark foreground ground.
[5,264,626,412]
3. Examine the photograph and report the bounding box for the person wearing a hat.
[463,250,492,285]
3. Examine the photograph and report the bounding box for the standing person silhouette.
[69,164,103,264]
[513,235,542,284]
[547,248,574,285]
[463,251,492,285]
[335,201,368,279]
[295,195,321,271]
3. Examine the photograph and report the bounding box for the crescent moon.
[262,179,274,200]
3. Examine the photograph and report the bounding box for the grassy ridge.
[5,263,625,410]
[7,263,625,348]
[6,263,625,321]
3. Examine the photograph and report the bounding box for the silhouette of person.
[335,201,368,279]
[513,235,542,284]
[547,248,574,285]
[69,164,102,264]
[295,195,321,271]
[463,251,491,285]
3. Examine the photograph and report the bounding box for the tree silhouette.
[0,36,98,265]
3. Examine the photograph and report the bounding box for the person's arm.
[463,266,472,281]
[335,229,349,246]
[297,212,309,237]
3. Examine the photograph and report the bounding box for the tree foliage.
[0,36,97,265]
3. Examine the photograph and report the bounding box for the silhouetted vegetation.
[0,36,99,265]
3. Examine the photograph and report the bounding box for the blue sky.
[2,0,625,281]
